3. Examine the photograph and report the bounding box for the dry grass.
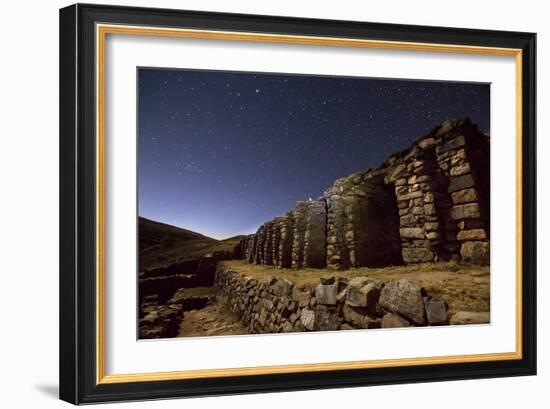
[219,260,490,315]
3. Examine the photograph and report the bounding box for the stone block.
[399,227,424,239]
[300,309,315,330]
[451,188,478,204]
[315,284,338,305]
[402,248,434,263]
[460,241,489,264]
[450,162,471,176]
[272,279,294,296]
[314,305,341,331]
[425,300,448,325]
[379,279,426,325]
[292,287,312,307]
[450,203,481,220]
[457,229,487,241]
[448,174,475,193]
[397,190,423,202]
[450,311,490,325]
[342,305,380,329]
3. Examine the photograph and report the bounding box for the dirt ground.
[177,299,248,337]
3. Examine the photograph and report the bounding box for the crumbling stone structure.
[237,118,489,269]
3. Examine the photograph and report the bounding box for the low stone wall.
[215,267,485,334]
[139,251,230,303]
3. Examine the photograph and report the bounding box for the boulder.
[292,287,312,307]
[379,279,426,325]
[451,188,478,205]
[381,312,411,328]
[450,203,481,220]
[281,321,294,333]
[425,300,448,325]
[315,283,338,305]
[342,305,380,329]
[345,282,381,308]
[273,279,294,296]
[300,309,315,331]
[450,311,490,325]
[399,227,425,239]
[348,276,370,288]
[402,248,434,263]
[314,305,341,331]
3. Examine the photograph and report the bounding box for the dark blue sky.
[138,68,489,239]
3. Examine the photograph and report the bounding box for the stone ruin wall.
[238,118,490,270]
[215,267,489,334]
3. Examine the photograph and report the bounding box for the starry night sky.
[138,68,489,239]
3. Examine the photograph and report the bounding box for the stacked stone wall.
[215,267,482,334]
[236,118,489,268]
[304,200,327,268]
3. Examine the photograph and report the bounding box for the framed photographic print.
[59,3,536,404]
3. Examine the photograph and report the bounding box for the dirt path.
[177,298,248,337]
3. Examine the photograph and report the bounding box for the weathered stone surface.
[379,279,426,325]
[346,282,382,308]
[423,203,436,216]
[292,287,312,307]
[348,276,370,288]
[399,227,424,239]
[418,137,435,150]
[300,309,315,330]
[336,289,347,303]
[346,287,367,307]
[448,174,475,193]
[451,188,478,204]
[450,203,481,220]
[387,164,406,182]
[424,222,439,231]
[314,305,341,331]
[460,241,490,264]
[381,312,411,328]
[426,231,439,241]
[402,248,434,263]
[450,311,490,325]
[457,229,487,241]
[400,215,416,227]
[342,305,380,329]
[425,300,448,325]
[272,279,294,296]
[397,190,423,201]
[315,284,338,305]
[450,162,471,176]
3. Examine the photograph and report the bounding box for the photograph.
[55,2,537,404]
[137,68,491,339]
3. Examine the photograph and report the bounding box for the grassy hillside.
[139,217,243,271]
